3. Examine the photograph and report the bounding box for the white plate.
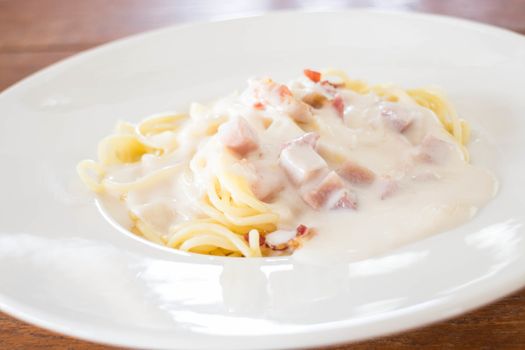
[1,10,525,349]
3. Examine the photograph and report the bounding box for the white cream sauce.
[100,75,497,261]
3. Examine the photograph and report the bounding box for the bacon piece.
[280,141,327,185]
[265,224,314,251]
[253,102,265,110]
[278,85,293,98]
[288,225,315,250]
[218,117,258,157]
[302,171,357,210]
[304,69,321,83]
[296,224,308,236]
[332,95,345,119]
[338,160,375,185]
[380,104,412,132]
[414,135,454,164]
[264,230,297,250]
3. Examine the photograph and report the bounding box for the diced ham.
[280,141,327,185]
[302,171,357,210]
[378,177,398,200]
[218,117,259,156]
[283,132,320,149]
[331,191,358,210]
[247,79,313,123]
[251,165,285,201]
[414,135,454,164]
[332,95,345,119]
[338,160,375,185]
[379,104,413,132]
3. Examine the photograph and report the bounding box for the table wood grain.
[1,0,524,349]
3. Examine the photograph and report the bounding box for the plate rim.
[1,8,525,349]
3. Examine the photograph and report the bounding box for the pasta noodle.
[78,112,277,257]
[78,69,487,258]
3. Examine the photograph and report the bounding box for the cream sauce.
[99,75,497,260]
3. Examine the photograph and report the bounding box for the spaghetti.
[78,69,493,258]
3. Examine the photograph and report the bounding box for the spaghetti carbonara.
[78,69,497,258]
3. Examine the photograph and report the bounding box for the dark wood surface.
[1,0,524,349]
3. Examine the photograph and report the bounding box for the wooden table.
[1,0,524,348]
